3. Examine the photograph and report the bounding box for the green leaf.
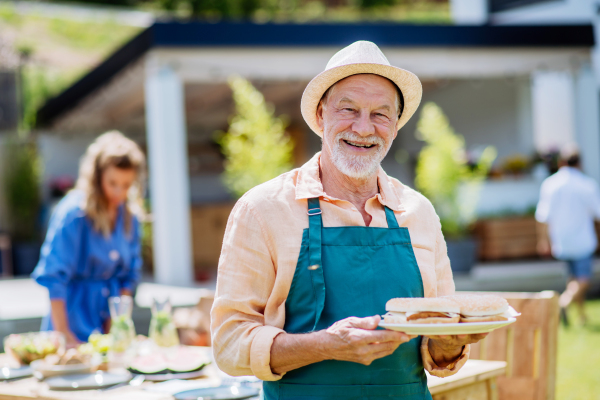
[414,102,496,238]
[218,76,294,198]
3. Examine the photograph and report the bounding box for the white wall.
[531,71,577,153]
[382,77,543,216]
[450,0,488,24]
[37,133,96,200]
[398,78,527,163]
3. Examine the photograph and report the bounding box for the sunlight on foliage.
[218,76,294,198]
[2,136,42,241]
[415,102,496,238]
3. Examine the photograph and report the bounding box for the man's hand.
[426,333,488,368]
[271,315,414,375]
[321,316,416,366]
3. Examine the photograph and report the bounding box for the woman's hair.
[75,131,147,237]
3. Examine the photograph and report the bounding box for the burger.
[444,294,520,323]
[384,297,461,324]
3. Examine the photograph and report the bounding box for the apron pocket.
[272,382,426,400]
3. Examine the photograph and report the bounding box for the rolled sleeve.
[32,209,83,300]
[250,325,285,381]
[211,199,283,380]
[421,337,470,377]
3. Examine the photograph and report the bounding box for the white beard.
[330,131,390,180]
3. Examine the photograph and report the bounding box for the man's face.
[317,74,399,180]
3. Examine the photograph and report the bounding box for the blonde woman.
[32,131,146,345]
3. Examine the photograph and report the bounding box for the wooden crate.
[190,203,235,272]
[474,217,538,260]
[463,291,559,400]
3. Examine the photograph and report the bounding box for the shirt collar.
[295,152,405,212]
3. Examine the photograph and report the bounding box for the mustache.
[335,132,385,147]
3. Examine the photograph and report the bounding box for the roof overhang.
[36,22,595,133]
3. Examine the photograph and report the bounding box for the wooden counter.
[428,360,507,400]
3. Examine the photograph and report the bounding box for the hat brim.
[301,63,423,137]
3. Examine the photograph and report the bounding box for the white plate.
[135,368,207,382]
[379,317,516,335]
[30,360,96,379]
[45,371,132,390]
[0,366,32,381]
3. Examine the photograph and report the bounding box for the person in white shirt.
[536,145,600,325]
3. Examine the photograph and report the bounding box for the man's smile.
[342,139,377,149]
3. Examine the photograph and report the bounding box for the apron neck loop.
[384,206,399,228]
[307,197,325,331]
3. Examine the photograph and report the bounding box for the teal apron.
[263,198,432,400]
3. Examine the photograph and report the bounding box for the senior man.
[212,41,486,400]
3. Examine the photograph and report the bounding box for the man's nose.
[352,110,375,137]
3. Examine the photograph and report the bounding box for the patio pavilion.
[33,22,597,285]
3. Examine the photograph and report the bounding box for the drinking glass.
[149,298,180,347]
[108,295,136,353]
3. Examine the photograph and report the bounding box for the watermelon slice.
[129,353,168,374]
[166,346,209,373]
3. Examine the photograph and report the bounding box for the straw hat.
[301,40,422,137]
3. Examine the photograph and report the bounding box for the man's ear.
[316,101,325,131]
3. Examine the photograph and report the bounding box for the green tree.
[359,0,396,9]
[218,76,294,198]
[415,102,496,238]
[3,137,42,241]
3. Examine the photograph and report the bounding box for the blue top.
[31,190,142,342]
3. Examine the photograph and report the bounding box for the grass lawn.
[555,299,600,400]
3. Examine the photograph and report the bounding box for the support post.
[574,63,600,183]
[531,70,576,153]
[144,60,193,286]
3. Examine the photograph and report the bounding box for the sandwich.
[384,297,461,324]
[443,294,520,323]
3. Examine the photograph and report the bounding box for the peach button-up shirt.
[211,152,469,381]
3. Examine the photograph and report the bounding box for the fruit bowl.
[4,332,65,365]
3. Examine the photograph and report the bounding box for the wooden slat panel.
[461,291,559,400]
[486,324,508,362]
[474,217,538,260]
[513,328,534,377]
[432,380,489,400]
[497,377,536,400]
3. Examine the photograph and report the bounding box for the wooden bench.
[428,359,506,400]
[460,290,559,400]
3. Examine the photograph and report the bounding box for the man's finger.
[347,315,381,330]
[368,340,402,354]
[358,329,411,344]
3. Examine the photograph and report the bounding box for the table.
[427,360,507,400]
[0,357,505,400]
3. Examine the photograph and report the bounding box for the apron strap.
[384,206,399,228]
[307,197,326,331]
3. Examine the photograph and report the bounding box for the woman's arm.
[50,299,81,347]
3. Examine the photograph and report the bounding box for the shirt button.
[109,250,120,261]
